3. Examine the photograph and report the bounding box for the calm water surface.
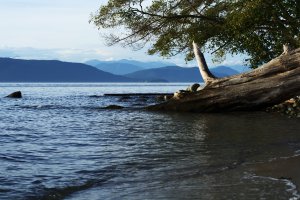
[0,83,299,200]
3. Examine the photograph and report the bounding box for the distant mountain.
[211,66,241,77]
[85,59,247,76]
[85,59,104,67]
[117,59,176,69]
[95,62,144,75]
[0,58,135,82]
[228,64,251,73]
[125,66,239,82]
[85,59,176,70]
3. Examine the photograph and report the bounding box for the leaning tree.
[91,0,300,112]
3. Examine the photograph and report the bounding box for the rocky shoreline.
[157,83,300,118]
[4,89,300,117]
[266,96,300,118]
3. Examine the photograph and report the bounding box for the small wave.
[19,105,72,110]
[23,165,120,200]
[0,155,27,163]
[246,173,300,200]
[0,188,11,193]
[75,165,118,176]
[25,176,113,200]
[295,150,300,156]
[284,179,300,200]
[268,154,300,162]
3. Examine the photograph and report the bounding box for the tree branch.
[131,8,223,24]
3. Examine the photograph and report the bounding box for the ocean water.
[0,83,300,200]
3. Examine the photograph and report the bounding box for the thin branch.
[185,0,202,15]
[106,18,162,45]
[131,8,223,24]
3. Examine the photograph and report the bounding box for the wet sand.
[254,155,300,188]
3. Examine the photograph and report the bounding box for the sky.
[0,0,245,67]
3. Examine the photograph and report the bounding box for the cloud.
[0,0,247,67]
[0,46,171,64]
[0,46,248,68]
[0,47,111,62]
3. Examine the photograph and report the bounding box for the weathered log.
[148,45,300,112]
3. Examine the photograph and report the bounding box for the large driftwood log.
[148,43,300,112]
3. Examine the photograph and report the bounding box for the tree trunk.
[193,41,216,83]
[148,44,300,112]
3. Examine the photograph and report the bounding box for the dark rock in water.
[104,105,124,109]
[6,91,22,98]
[187,83,200,92]
[89,95,103,98]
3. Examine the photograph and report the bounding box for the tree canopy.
[91,0,300,67]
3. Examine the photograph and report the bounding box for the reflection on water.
[0,83,299,200]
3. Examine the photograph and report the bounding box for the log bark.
[148,45,300,112]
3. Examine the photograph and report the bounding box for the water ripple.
[0,83,299,200]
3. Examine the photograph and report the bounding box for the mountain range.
[124,66,239,82]
[0,57,244,82]
[0,58,134,82]
[85,59,176,75]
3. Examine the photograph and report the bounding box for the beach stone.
[6,91,22,98]
[164,95,173,101]
[187,83,200,92]
[266,96,300,117]
[104,105,124,109]
[156,95,173,102]
[196,87,203,91]
[173,90,189,99]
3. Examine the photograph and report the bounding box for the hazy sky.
[0,0,245,66]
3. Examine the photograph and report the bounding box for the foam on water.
[246,174,300,200]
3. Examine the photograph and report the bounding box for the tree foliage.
[91,0,300,67]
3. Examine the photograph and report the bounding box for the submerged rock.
[103,105,124,109]
[89,95,102,98]
[156,94,173,102]
[6,91,22,98]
